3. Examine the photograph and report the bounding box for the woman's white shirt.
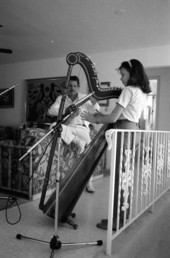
[117,86,148,123]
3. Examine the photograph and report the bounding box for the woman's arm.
[81,103,124,124]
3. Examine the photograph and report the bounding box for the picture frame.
[26,76,66,123]
[98,82,110,107]
[0,88,14,108]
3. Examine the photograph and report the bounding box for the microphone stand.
[0,84,18,96]
[16,65,102,258]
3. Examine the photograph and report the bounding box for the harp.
[66,52,122,100]
[39,52,122,228]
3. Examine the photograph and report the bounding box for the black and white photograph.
[0,1,169,258]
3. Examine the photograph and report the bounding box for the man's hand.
[49,122,56,130]
[65,104,78,115]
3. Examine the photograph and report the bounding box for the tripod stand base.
[16,233,103,248]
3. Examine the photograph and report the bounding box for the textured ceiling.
[0,0,170,65]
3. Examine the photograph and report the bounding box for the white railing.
[105,129,170,255]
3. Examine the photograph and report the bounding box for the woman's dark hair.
[119,59,152,94]
[69,75,80,87]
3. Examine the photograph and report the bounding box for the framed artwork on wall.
[26,76,66,124]
[0,88,14,108]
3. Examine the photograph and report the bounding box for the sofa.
[0,125,105,199]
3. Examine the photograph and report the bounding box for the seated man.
[48,75,100,192]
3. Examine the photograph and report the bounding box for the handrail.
[106,129,170,255]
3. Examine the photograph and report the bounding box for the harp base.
[61,213,78,230]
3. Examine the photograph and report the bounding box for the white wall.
[0,45,170,130]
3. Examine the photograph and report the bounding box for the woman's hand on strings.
[81,111,96,123]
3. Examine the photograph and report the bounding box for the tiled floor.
[0,175,110,258]
[1,174,170,258]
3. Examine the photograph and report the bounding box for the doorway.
[140,78,158,130]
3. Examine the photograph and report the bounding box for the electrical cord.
[0,195,21,225]
[5,196,21,225]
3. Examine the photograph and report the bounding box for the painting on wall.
[0,88,14,108]
[26,77,66,124]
